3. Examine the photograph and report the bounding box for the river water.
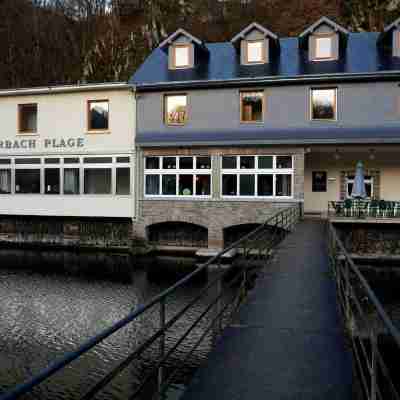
[0,249,215,400]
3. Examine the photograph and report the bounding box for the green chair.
[343,199,353,217]
[368,199,379,218]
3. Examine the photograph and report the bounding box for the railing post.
[217,260,223,336]
[344,260,351,322]
[370,330,377,400]
[158,298,166,400]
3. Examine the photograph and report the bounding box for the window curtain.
[0,170,10,193]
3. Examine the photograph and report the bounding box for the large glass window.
[240,91,264,123]
[84,169,111,194]
[144,156,211,197]
[64,169,80,195]
[45,169,60,194]
[165,95,187,125]
[15,170,41,194]
[0,170,11,194]
[18,104,37,133]
[246,40,264,64]
[221,155,293,198]
[88,100,109,131]
[311,88,337,120]
[116,168,130,195]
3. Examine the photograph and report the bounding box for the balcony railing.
[329,200,400,219]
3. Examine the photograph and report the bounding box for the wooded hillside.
[1,0,399,89]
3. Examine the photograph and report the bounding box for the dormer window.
[231,23,279,67]
[299,17,349,63]
[159,29,208,71]
[173,45,190,68]
[246,40,265,64]
[315,36,333,60]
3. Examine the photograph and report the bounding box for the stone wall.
[335,223,400,255]
[133,146,305,249]
[0,216,132,250]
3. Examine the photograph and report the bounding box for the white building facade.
[0,83,136,219]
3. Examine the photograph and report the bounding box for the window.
[240,91,264,123]
[0,170,11,194]
[315,36,333,60]
[173,45,190,68]
[144,156,211,197]
[15,170,41,194]
[45,169,60,194]
[84,169,112,194]
[347,175,373,199]
[116,168,130,195]
[311,88,337,121]
[88,100,109,132]
[221,155,293,198]
[0,155,130,196]
[312,171,327,192]
[64,169,80,195]
[18,104,37,134]
[246,40,265,64]
[165,95,187,125]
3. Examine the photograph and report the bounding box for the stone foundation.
[0,216,132,250]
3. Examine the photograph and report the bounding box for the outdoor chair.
[394,202,400,218]
[343,199,353,217]
[368,199,379,218]
[378,200,387,218]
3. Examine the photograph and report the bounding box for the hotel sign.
[0,137,85,150]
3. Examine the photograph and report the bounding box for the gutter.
[134,71,400,92]
[0,82,134,97]
[136,137,400,148]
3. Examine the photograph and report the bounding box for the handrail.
[0,203,302,400]
[328,222,400,400]
[329,224,400,347]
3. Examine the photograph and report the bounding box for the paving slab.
[181,220,353,400]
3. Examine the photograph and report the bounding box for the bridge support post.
[370,330,377,400]
[158,298,166,399]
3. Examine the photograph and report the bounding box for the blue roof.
[130,32,400,90]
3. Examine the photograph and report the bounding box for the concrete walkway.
[181,220,353,400]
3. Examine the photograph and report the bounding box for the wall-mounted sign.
[0,138,85,150]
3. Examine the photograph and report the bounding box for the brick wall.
[133,146,305,248]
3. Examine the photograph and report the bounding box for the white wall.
[0,87,136,218]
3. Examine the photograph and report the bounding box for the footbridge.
[1,205,399,400]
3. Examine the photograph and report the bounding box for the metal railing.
[0,204,302,400]
[327,223,400,400]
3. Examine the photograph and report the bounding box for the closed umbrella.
[351,161,367,199]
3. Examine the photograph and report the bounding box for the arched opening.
[147,222,208,248]
[223,223,261,247]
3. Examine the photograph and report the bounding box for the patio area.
[328,199,400,220]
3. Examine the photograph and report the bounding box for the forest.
[1,0,399,89]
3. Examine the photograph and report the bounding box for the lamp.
[334,149,341,160]
[369,149,375,161]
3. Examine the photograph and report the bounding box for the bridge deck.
[181,220,353,400]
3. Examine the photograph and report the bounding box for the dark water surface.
[0,249,213,400]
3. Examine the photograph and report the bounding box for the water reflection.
[0,249,213,399]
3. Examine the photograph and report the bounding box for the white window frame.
[144,156,212,199]
[314,36,334,61]
[310,87,338,121]
[220,155,294,199]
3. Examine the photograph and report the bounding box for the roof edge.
[299,16,349,38]
[134,71,400,92]
[231,22,278,43]
[158,28,204,49]
[0,82,133,98]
